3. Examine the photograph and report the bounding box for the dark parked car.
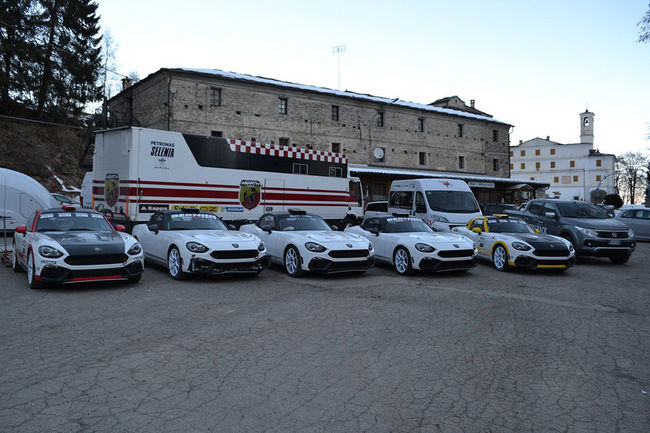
[480,203,519,215]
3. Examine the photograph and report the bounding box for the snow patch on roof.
[177,68,510,125]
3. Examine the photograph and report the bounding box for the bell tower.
[580,110,594,144]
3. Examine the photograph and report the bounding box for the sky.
[98,0,650,155]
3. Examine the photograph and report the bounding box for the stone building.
[510,110,616,202]
[108,68,547,202]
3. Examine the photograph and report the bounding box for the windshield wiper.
[68,228,95,231]
[37,229,64,232]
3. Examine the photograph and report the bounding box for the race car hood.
[180,230,260,247]
[44,231,125,256]
[303,231,367,245]
[563,218,629,231]
[402,232,473,247]
[505,233,569,250]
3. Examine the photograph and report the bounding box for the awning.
[506,183,535,190]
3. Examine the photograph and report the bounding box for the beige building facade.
[108,68,546,202]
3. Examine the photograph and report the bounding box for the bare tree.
[616,152,649,204]
[640,3,650,43]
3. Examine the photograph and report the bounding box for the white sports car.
[12,206,144,288]
[239,210,374,277]
[132,209,267,279]
[345,215,477,275]
[452,215,575,271]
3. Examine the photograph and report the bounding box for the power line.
[0,114,84,129]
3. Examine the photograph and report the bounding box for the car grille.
[64,254,128,265]
[328,249,369,258]
[210,250,258,260]
[596,231,629,238]
[533,248,570,257]
[438,249,474,258]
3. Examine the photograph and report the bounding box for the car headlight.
[432,215,449,223]
[575,226,598,238]
[305,242,326,252]
[628,229,635,238]
[368,243,373,252]
[186,242,209,253]
[568,243,574,252]
[257,242,265,252]
[127,243,142,255]
[38,245,63,258]
[415,243,435,252]
[512,242,531,251]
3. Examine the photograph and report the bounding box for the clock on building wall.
[373,147,385,160]
[584,118,590,126]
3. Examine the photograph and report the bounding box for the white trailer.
[91,127,364,229]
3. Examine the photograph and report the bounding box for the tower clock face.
[584,118,590,126]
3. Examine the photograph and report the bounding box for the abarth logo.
[612,232,617,238]
[232,243,239,248]
[105,173,119,207]
[239,180,261,211]
[440,181,451,188]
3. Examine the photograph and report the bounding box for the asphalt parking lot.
[1,244,649,433]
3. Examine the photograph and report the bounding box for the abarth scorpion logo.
[239,180,261,210]
[104,173,119,207]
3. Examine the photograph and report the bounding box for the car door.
[15,212,36,265]
[471,219,490,258]
[523,201,545,233]
[542,201,562,235]
[413,192,428,220]
[361,218,384,259]
[622,210,650,238]
[256,214,280,260]
[139,213,165,261]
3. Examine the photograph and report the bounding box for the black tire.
[393,247,413,276]
[27,251,42,289]
[492,245,510,272]
[284,246,304,278]
[167,246,187,280]
[609,254,630,265]
[12,244,23,273]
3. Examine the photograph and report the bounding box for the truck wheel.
[609,255,630,265]
[12,244,23,273]
[393,247,413,276]
[492,245,509,272]
[167,246,187,280]
[284,246,303,277]
[27,251,42,289]
[561,234,577,251]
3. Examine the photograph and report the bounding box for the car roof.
[41,207,101,214]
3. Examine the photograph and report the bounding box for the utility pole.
[332,45,347,89]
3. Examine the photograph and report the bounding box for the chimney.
[121,77,133,90]
[546,136,550,140]
[519,140,522,144]
[470,99,475,108]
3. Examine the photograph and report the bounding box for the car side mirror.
[15,225,26,234]
[471,227,482,234]
[260,223,273,233]
[544,211,556,219]
[148,224,159,233]
[228,224,236,230]
[368,228,380,236]
[115,224,126,232]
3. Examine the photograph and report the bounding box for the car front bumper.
[418,256,477,272]
[188,256,268,274]
[512,255,576,270]
[577,238,635,257]
[37,260,144,284]
[307,256,375,273]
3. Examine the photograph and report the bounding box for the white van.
[80,172,94,208]
[388,178,482,230]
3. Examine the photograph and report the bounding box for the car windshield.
[277,215,331,231]
[556,203,608,219]
[383,217,433,233]
[36,212,114,232]
[168,213,227,230]
[425,191,480,213]
[487,220,535,234]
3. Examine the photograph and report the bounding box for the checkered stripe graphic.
[229,139,347,164]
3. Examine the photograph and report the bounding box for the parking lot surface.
[1,244,649,433]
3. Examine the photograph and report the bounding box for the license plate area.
[610,239,622,246]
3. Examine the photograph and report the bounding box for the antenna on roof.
[332,44,347,89]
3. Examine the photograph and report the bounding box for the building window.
[509,163,513,170]
[331,105,339,121]
[292,163,308,174]
[554,176,559,183]
[520,150,526,157]
[550,161,556,168]
[562,176,571,184]
[376,112,384,127]
[573,175,579,182]
[596,159,602,167]
[520,163,526,170]
[530,177,535,181]
[279,137,289,147]
[535,149,540,156]
[550,148,555,155]
[419,152,426,166]
[493,158,499,171]
[535,162,540,169]
[458,156,465,169]
[457,124,464,137]
[211,130,222,137]
[493,130,499,142]
[509,150,513,157]
[596,175,602,182]
[278,97,288,114]
[570,160,575,167]
[418,118,425,132]
[329,167,342,177]
[331,143,341,153]
[210,87,221,106]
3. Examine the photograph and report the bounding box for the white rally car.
[132,209,268,279]
[12,206,144,288]
[452,215,575,271]
[345,215,477,275]
[239,210,374,277]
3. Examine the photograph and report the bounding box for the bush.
[604,194,623,208]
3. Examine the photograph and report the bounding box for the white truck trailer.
[91,127,364,229]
